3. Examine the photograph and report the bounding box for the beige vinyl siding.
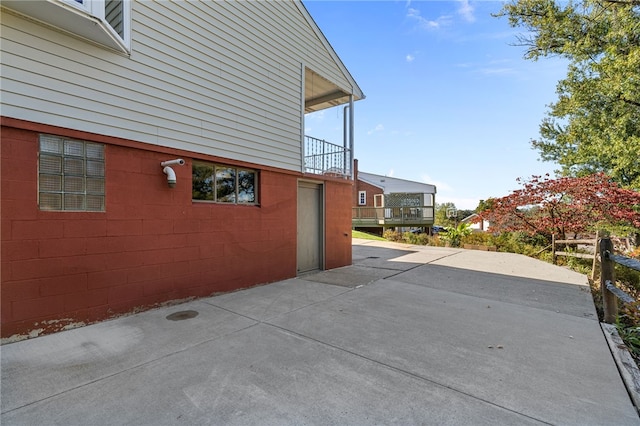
[1,1,357,171]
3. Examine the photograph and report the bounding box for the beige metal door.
[297,181,323,274]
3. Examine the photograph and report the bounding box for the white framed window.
[358,191,366,206]
[374,194,384,208]
[192,161,258,205]
[38,134,105,211]
[65,0,130,48]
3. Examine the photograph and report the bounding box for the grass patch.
[352,230,386,241]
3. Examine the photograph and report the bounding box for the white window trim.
[374,194,384,208]
[3,0,131,54]
[358,191,366,206]
[63,0,131,53]
[67,0,102,18]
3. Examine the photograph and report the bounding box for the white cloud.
[387,168,395,177]
[367,124,384,135]
[457,0,475,23]
[406,54,415,63]
[407,7,449,30]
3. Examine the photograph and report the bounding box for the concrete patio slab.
[1,300,256,413]
[269,278,631,425]
[2,240,638,425]
[1,323,545,426]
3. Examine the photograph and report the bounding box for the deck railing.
[303,136,351,177]
[352,206,435,226]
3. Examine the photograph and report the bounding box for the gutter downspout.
[343,105,349,176]
[349,94,354,179]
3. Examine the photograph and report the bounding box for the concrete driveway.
[2,239,638,425]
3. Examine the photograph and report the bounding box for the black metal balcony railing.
[304,135,351,177]
[352,206,435,227]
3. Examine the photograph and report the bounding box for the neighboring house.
[461,214,490,232]
[0,0,364,338]
[352,160,436,233]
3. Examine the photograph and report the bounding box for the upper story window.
[358,191,366,206]
[72,0,126,38]
[3,0,131,54]
[38,134,106,211]
[192,161,258,205]
[374,194,384,208]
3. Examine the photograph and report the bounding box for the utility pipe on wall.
[160,159,185,188]
[163,166,177,188]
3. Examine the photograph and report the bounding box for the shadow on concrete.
[1,240,637,426]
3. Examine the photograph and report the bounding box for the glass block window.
[38,135,105,211]
[192,161,257,204]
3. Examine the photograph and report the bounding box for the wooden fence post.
[590,232,600,283]
[552,234,556,265]
[600,237,618,324]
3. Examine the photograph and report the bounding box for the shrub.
[618,301,640,364]
[383,229,445,247]
[440,223,472,247]
[403,232,430,245]
[617,264,640,299]
[486,231,549,258]
[383,229,403,242]
[461,232,492,246]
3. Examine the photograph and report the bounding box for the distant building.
[352,160,436,234]
[461,214,490,232]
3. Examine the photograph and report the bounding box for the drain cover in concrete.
[166,310,199,321]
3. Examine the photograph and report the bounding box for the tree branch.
[619,96,640,108]
[602,0,640,5]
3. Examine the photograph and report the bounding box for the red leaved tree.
[478,173,640,240]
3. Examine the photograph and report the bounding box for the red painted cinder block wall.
[1,120,352,339]
[325,180,353,269]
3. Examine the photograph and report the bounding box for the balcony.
[304,135,351,177]
[352,206,435,227]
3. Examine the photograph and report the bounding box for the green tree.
[476,199,495,213]
[497,0,640,189]
[458,209,476,220]
[435,202,457,227]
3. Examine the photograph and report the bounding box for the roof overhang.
[358,172,437,194]
[305,68,362,113]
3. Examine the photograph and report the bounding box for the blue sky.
[303,0,568,210]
